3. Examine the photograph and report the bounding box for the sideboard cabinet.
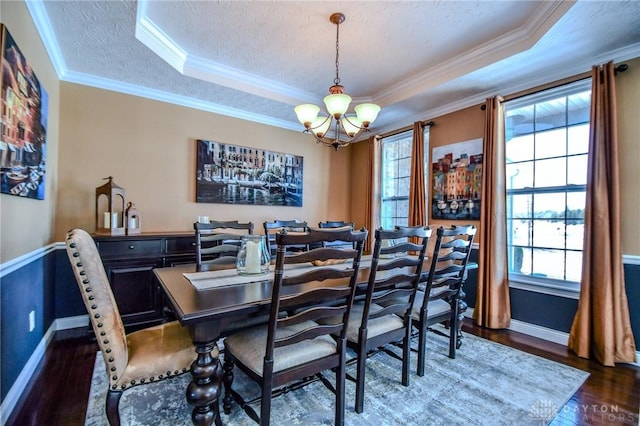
[93,232,196,330]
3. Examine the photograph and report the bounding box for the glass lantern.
[236,234,271,275]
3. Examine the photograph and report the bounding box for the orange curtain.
[568,62,636,366]
[473,96,511,329]
[364,135,381,253]
[408,122,426,228]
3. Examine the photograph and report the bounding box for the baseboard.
[464,308,569,345]
[0,314,88,425]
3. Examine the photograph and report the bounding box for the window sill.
[508,276,580,300]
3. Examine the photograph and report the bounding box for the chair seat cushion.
[224,320,337,376]
[411,291,452,322]
[117,321,198,389]
[345,302,405,343]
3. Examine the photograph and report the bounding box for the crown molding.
[25,0,67,78]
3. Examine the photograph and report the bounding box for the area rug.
[85,329,589,426]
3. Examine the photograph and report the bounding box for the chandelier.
[294,13,381,150]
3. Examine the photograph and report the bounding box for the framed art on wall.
[431,138,483,220]
[0,24,48,200]
[196,139,303,207]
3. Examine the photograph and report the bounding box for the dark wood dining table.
[153,259,476,426]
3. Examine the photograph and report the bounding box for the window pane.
[567,124,589,155]
[397,177,410,197]
[507,161,533,189]
[506,134,534,163]
[509,245,527,274]
[535,97,566,131]
[565,250,583,282]
[533,193,565,218]
[567,154,587,185]
[534,157,566,187]
[567,91,591,125]
[535,128,566,159]
[566,221,584,250]
[518,247,533,275]
[507,194,532,219]
[533,220,565,249]
[398,158,411,177]
[532,248,565,280]
[566,192,585,219]
[506,105,534,138]
[510,219,531,246]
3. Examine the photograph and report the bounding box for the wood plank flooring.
[5,321,640,426]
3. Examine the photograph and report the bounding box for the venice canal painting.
[196,139,303,206]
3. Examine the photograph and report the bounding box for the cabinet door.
[103,259,164,329]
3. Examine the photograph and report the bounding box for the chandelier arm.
[304,115,332,133]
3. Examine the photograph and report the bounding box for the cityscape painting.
[196,139,303,206]
[431,138,483,220]
[0,24,48,200]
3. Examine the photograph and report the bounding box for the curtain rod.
[379,120,434,139]
[483,63,630,108]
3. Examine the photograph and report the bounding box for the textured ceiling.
[25,0,640,137]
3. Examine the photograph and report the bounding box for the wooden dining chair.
[195,220,254,271]
[65,229,199,426]
[262,219,308,255]
[411,225,476,376]
[346,225,430,414]
[222,227,368,426]
[318,220,356,249]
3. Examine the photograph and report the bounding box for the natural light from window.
[505,79,591,288]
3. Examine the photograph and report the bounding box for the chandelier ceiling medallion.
[294,13,381,150]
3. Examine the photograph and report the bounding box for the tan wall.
[616,57,640,255]
[56,83,351,241]
[1,2,60,262]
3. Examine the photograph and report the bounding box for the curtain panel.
[408,122,426,229]
[568,62,636,366]
[473,96,511,329]
[365,135,382,253]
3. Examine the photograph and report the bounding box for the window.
[380,128,429,229]
[505,79,591,289]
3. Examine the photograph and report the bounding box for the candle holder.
[236,234,270,275]
[95,176,126,236]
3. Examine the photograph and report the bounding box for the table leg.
[186,341,222,426]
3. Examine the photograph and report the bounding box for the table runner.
[184,257,373,290]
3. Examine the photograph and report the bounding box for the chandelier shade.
[294,13,381,150]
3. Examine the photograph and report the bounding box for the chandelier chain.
[334,19,340,86]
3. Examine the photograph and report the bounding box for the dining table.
[153,257,477,426]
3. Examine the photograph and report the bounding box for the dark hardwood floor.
[5,320,640,426]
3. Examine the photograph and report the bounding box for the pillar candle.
[111,212,118,229]
[128,217,137,230]
[104,212,111,229]
[245,240,261,274]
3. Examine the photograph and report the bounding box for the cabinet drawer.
[165,236,196,255]
[97,239,163,258]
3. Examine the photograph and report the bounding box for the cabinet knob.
[129,245,135,250]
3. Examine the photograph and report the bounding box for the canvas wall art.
[431,138,483,220]
[0,24,48,200]
[196,139,303,206]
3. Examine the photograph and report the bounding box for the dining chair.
[345,225,431,414]
[411,225,476,376]
[65,229,199,426]
[195,220,254,271]
[222,227,368,426]
[318,220,356,249]
[262,219,308,255]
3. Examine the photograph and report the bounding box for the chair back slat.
[318,221,356,249]
[194,220,253,271]
[264,228,367,360]
[420,225,476,312]
[263,220,309,255]
[362,226,431,329]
